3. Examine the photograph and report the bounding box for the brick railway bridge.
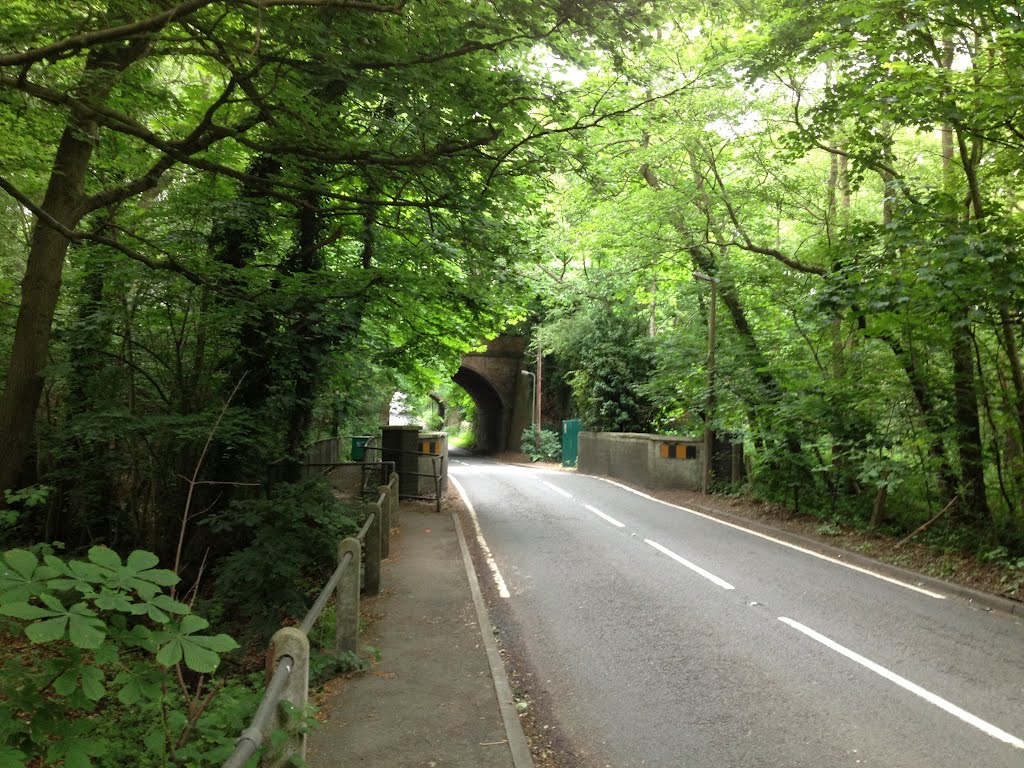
[452,336,532,453]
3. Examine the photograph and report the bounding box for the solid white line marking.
[542,480,573,499]
[597,477,945,599]
[584,504,626,528]
[450,475,510,599]
[778,617,1024,749]
[645,539,735,590]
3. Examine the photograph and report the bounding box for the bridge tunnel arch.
[452,364,508,454]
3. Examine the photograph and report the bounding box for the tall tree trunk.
[0,44,142,495]
[940,38,990,526]
[951,314,990,526]
[56,249,117,545]
[213,154,282,415]
[884,334,958,500]
[0,130,91,494]
[282,169,328,476]
[998,306,1024,452]
[677,152,802,460]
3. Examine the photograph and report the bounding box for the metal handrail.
[221,502,380,768]
[299,547,357,636]
[223,656,295,768]
[292,508,374,637]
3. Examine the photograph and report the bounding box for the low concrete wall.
[578,432,703,490]
[417,431,448,496]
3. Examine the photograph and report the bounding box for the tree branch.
[0,0,407,68]
[0,0,215,67]
[481,84,688,189]
[0,175,210,286]
[703,149,828,277]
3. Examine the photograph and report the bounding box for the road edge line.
[589,474,1024,615]
[450,491,535,768]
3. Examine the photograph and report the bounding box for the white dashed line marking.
[542,480,573,499]
[599,477,945,599]
[645,539,735,590]
[584,504,626,528]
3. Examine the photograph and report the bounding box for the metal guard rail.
[222,469,398,768]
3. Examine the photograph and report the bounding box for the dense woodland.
[535,1,1024,553]
[1,1,1023,763]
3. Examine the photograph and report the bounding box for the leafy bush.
[0,486,51,547]
[206,477,358,639]
[520,427,561,463]
[543,306,657,433]
[0,545,251,767]
[448,428,476,450]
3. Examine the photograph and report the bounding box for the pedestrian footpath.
[307,506,532,768]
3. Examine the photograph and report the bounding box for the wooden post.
[389,473,400,524]
[336,537,361,655]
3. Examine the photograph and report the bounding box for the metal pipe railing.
[221,474,394,768]
[299,548,356,636]
[222,655,295,768]
[357,511,375,541]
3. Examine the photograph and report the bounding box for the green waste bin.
[351,436,371,461]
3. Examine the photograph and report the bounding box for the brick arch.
[454,336,530,453]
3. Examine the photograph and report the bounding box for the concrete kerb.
[589,474,1023,619]
[452,508,536,768]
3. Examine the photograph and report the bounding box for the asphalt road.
[449,456,1024,768]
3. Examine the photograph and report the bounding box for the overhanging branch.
[0,175,208,286]
[0,0,408,68]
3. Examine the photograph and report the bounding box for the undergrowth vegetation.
[0,477,363,766]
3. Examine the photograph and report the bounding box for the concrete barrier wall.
[578,432,703,490]
[417,431,448,496]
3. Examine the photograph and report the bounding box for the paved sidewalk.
[307,506,532,768]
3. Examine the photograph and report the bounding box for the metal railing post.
[267,628,309,767]
[336,538,360,655]
[363,504,381,596]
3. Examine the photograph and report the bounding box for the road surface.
[450,456,1024,768]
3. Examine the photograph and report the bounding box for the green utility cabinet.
[562,419,582,467]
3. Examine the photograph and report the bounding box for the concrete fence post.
[335,537,361,655]
[377,486,391,559]
[388,473,400,524]
[392,479,400,524]
[267,627,309,767]
[363,502,381,596]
